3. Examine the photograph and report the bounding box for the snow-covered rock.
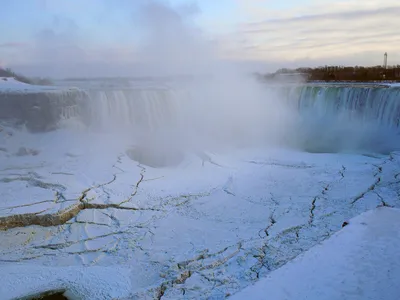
[0,77,55,93]
[231,207,400,300]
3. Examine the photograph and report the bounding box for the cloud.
[4,0,218,77]
[132,0,216,76]
[2,0,399,76]
[242,6,400,28]
[219,0,400,66]
[18,16,91,69]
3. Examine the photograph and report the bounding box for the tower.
[384,52,388,69]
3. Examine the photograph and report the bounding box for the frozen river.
[1,79,400,299]
[1,128,400,299]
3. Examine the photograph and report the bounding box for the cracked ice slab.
[0,264,132,299]
[231,207,400,300]
[1,127,400,298]
[0,129,132,221]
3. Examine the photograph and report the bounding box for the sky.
[0,0,399,77]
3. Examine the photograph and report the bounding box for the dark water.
[20,290,68,300]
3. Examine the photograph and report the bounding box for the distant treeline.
[262,65,400,82]
[0,67,52,85]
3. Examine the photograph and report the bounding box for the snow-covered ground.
[1,121,400,299]
[232,206,400,300]
[0,77,75,93]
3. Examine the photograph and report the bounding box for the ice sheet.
[1,127,400,299]
[231,207,400,300]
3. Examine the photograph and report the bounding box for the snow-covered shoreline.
[0,123,399,298]
[2,205,399,299]
[0,77,79,93]
[232,207,400,300]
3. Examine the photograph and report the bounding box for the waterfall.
[62,84,400,134]
[5,81,398,153]
[278,84,400,153]
[82,89,187,132]
[293,85,400,129]
[0,89,87,132]
[61,84,400,152]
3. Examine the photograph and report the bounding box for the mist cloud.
[132,1,217,77]
[2,0,398,77]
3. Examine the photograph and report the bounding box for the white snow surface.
[0,265,132,299]
[1,124,400,299]
[3,208,399,300]
[231,206,400,300]
[0,77,73,93]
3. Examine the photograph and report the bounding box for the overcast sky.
[0,0,398,77]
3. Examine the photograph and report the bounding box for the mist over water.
[75,0,293,157]
[50,0,400,161]
[291,113,400,155]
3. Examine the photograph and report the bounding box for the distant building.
[383,52,388,69]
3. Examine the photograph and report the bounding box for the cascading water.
[56,83,400,156]
[282,85,400,154]
[82,89,186,133]
[0,89,87,132]
[71,87,192,167]
[295,86,400,128]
